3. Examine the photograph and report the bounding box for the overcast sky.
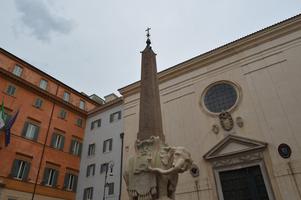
[1,1,301,97]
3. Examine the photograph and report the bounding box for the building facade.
[119,14,301,200]
[76,96,123,200]
[0,49,100,200]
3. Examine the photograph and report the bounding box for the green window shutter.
[83,189,87,200]
[91,188,94,199]
[60,135,65,150]
[33,125,40,141]
[11,159,20,177]
[118,111,121,119]
[22,162,31,181]
[69,140,75,154]
[22,122,29,137]
[109,114,114,123]
[42,168,50,185]
[53,170,59,187]
[63,173,69,189]
[78,142,82,156]
[109,139,113,151]
[51,133,57,148]
[86,166,89,177]
[72,175,78,192]
[103,141,106,152]
[92,164,95,176]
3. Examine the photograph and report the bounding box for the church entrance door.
[219,165,269,200]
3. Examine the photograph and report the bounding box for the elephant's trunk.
[149,158,185,175]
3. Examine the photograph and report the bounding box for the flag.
[0,99,5,130]
[5,109,19,146]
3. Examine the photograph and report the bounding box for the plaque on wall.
[278,143,291,159]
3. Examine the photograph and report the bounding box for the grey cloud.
[14,0,73,41]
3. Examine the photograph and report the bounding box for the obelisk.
[137,28,165,142]
[124,29,192,200]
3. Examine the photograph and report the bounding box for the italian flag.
[0,99,5,130]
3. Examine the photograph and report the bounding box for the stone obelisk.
[124,29,192,200]
[137,29,165,142]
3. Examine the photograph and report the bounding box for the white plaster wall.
[76,105,123,200]
[122,28,301,200]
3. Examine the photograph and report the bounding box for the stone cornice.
[88,97,123,117]
[0,48,101,106]
[0,68,88,117]
[119,14,301,97]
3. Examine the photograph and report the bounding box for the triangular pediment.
[204,134,267,160]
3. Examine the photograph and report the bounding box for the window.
[42,168,58,187]
[6,85,16,96]
[83,187,93,200]
[11,159,30,181]
[109,111,121,123]
[63,92,70,102]
[22,122,39,141]
[90,119,101,130]
[70,139,82,156]
[39,79,48,90]
[103,139,113,153]
[203,82,238,113]
[64,173,78,192]
[79,100,85,110]
[51,133,65,150]
[107,182,114,195]
[100,163,108,174]
[76,118,83,127]
[88,144,95,156]
[59,109,67,119]
[86,164,95,177]
[12,65,23,77]
[34,98,43,108]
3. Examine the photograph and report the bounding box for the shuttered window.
[22,122,40,141]
[12,65,23,77]
[86,164,95,177]
[109,111,121,123]
[11,159,30,181]
[83,187,93,200]
[88,144,95,156]
[59,109,67,119]
[90,119,101,130]
[70,138,82,156]
[51,133,65,150]
[39,79,48,90]
[34,98,43,108]
[64,173,78,192]
[107,182,114,195]
[6,85,16,96]
[42,168,59,187]
[103,139,113,153]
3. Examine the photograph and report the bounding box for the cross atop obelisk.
[146,27,151,46]
[137,28,165,142]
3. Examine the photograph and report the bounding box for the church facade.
[119,14,301,200]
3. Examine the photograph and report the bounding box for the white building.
[76,96,123,200]
[119,14,301,199]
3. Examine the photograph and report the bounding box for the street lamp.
[103,161,114,200]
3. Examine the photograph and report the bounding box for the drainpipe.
[119,133,124,200]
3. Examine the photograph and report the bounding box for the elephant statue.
[124,136,193,200]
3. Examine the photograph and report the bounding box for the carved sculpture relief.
[124,136,193,200]
[219,111,234,131]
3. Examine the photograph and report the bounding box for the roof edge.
[119,13,301,96]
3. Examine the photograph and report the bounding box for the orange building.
[0,48,101,200]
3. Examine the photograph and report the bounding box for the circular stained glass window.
[203,82,238,113]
